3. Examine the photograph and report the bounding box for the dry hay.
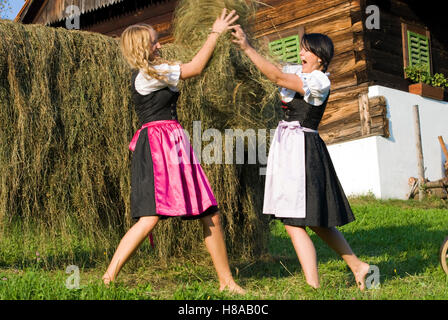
[0,18,135,264]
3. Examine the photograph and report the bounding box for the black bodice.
[131,70,180,125]
[281,91,330,130]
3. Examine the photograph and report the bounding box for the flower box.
[408,82,444,101]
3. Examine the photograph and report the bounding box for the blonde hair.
[120,24,173,81]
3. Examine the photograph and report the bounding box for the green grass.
[1,196,447,300]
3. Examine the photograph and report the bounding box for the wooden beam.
[413,104,425,201]
[358,92,370,135]
[328,82,369,102]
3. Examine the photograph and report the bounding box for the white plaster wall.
[327,85,448,199]
[327,136,382,198]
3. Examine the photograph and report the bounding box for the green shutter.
[407,30,430,74]
[269,35,301,64]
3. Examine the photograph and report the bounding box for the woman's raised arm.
[180,8,239,80]
[231,25,305,95]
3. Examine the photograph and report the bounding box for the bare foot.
[102,273,113,286]
[353,262,370,291]
[306,281,320,289]
[219,282,246,295]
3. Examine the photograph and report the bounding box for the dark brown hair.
[301,33,334,73]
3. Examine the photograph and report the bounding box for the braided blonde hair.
[120,24,175,82]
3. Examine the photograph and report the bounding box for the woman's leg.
[309,226,370,290]
[103,216,160,284]
[284,225,320,288]
[200,211,245,294]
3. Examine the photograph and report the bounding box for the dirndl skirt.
[263,121,355,227]
[129,120,218,220]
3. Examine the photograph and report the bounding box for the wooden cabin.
[15,0,448,145]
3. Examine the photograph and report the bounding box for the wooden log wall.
[360,0,448,92]
[254,0,388,144]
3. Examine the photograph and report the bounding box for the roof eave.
[14,0,35,22]
[14,0,129,25]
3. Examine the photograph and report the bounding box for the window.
[407,30,431,74]
[263,26,304,64]
[402,23,432,75]
[269,35,301,64]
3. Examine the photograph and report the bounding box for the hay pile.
[0,18,135,264]
[0,0,281,264]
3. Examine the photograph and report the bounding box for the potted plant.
[405,63,448,101]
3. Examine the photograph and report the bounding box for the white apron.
[263,120,318,218]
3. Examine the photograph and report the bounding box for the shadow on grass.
[233,223,447,282]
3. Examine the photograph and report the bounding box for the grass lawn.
[0,196,447,300]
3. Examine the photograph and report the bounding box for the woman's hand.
[179,9,238,79]
[231,25,250,51]
[211,8,239,34]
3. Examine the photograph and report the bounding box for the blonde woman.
[103,9,245,294]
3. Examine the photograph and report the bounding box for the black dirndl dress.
[129,70,218,221]
[263,91,355,227]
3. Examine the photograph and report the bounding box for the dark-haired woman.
[232,27,370,290]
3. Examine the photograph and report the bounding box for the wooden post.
[438,136,448,177]
[413,105,425,201]
[439,136,448,158]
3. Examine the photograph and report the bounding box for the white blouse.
[134,63,181,95]
[279,64,330,106]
